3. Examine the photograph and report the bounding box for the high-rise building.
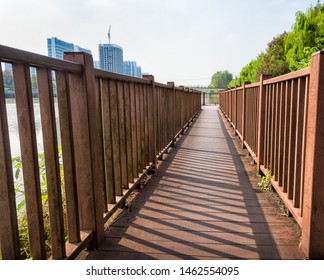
[123,61,142,78]
[136,65,142,78]
[47,37,91,59]
[98,43,124,74]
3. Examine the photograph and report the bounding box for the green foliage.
[210,70,233,89]
[227,53,264,87]
[3,69,14,92]
[227,76,241,88]
[259,32,290,76]
[239,53,265,84]
[258,169,273,191]
[12,147,65,259]
[230,3,324,86]
[285,4,324,71]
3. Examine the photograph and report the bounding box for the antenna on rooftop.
[108,25,111,44]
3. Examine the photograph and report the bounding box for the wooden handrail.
[0,44,202,260]
[219,53,324,259]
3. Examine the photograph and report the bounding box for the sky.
[0,0,320,86]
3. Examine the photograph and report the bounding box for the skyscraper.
[123,61,142,78]
[98,43,124,74]
[47,37,91,59]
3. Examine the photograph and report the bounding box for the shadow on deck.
[86,106,305,260]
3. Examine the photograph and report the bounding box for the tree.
[210,70,233,89]
[239,53,264,84]
[259,33,289,77]
[3,69,14,93]
[285,3,324,71]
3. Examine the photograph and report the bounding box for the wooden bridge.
[85,106,304,260]
[0,45,324,260]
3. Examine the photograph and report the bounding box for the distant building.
[47,37,91,59]
[123,61,142,78]
[98,43,124,74]
[93,60,100,69]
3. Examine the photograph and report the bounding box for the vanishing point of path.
[86,106,306,260]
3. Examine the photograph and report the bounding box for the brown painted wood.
[100,78,115,204]
[109,80,122,196]
[87,107,304,260]
[124,82,134,184]
[0,44,82,73]
[241,84,246,148]
[95,75,108,212]
[65,69,95,230]
[64,53,104,246]
[143,85,149,165]
[140,84,145,168]
[69,53,105,245]
[55,70,80,243]
[117,80,128,188]
[300,75,309,216]
[129,82,138,178]
[135,83,142,174]
[277,82,285,187]
[0,65,20,259]
[273,83,279,181]
[287,79,298,200]
[282,80,291,193]
[302,51,324,259]
[146,77,155,163]
[12,63,46,259]
[37,67,66,259]
[293,77,306,208]
[257,76,266,170]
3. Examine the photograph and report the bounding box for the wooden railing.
[219,51,324,259]
[0,45,201,260]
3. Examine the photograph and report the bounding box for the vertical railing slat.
[109,80,122,196]
[55,70,80,243]
[129,82,138,178]
[277,82,285,187]
[0,65,20,259]
[100,79,115,204]
[300,75,309,216]
[12,63,46,259]
[37,67,65,259]
[293,77,306,208]
[124,82,134,184]
[135,83,142,173]
[287,79,298,200]
[117,80,128,189]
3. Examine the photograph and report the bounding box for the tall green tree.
[3,69,14,92]
[285,3,324,70]
[239,53,264,84]
[210,70,233,88]
[259,32,289,76]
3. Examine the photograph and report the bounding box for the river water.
[6,101,60,157]
[6,101,61,206]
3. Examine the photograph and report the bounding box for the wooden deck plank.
[86,106,305,260]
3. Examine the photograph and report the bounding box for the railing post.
[143,75,157,164]
[301,51,324,259]
[257,75,271,170]
[241,83,246,148]
[167,81,176,146]
[63,52,104,247]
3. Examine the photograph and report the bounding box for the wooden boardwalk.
[86,106,306,260]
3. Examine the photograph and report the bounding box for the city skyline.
[47,37,92,59]
[46,35,143,78]
[0,0,320,86]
